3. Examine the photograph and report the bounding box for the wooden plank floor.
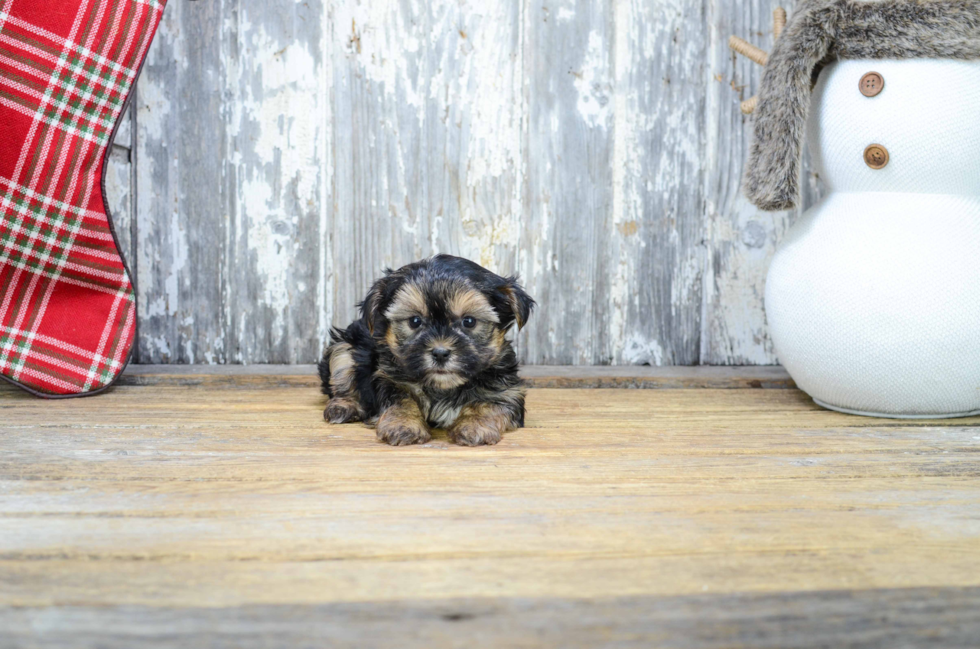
[2,367,979,648]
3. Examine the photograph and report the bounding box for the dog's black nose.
[431,347,451,363]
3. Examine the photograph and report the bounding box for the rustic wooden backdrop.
[105,0,821,366]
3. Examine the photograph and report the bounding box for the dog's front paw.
[377,421,431,446]
[448,419,502,447]
[324,397,362,424]
[376,407,431,446]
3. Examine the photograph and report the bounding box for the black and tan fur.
[745,0,980,211]
[319,255,535,446]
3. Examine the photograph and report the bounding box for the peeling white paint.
[103,148,133,265]
[557,7,576,22]
[336,0,423,110]
[609,0,632,359]
[573,30,611,128]
[135,18,184,322]
[318,1,333,351]
[164,206,187,318]
[233,16,322,339]
[622,333,665,366]
[702,196,786,364]
[130,0,791,366]
[426,2,524,272]
[144,334,171,359]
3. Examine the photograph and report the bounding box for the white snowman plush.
[740,0,980,418]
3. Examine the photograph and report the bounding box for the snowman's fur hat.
[745,0,980,211]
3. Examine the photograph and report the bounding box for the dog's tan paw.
[448,420,502,446]
[377,421,431,446]
[376,406,431,446]
[324,397,362,424]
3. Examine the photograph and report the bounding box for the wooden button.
[859,72,884,97]
[864,144,889,169]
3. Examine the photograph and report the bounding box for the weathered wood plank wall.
[105,0,819,365]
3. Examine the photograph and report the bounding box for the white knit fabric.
[766,59,980,417]
[808,60,980,195]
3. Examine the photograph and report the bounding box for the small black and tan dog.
[319,255,535,446]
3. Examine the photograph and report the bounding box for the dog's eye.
[408,316,423,329]
[461,316,477,329]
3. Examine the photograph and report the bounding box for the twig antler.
[729,7,786,114]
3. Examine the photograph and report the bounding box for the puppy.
[319,255,535,446]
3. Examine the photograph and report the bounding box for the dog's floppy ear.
[359,269,403,335]
[496,276,535,331]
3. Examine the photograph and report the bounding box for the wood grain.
[134,0,228,363]
[330,0,525,331]
[3,588,979,648]
[110,0,836,366]
[2,373,979,645]
[522,0,610,364]
[598,0,705,365]
[133,0,328,364]
[105,107,135,271]
[117,363,797,389]
[701,0,825,364]
[223,0,328,364]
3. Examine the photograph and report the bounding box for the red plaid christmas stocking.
[0,0,165,397]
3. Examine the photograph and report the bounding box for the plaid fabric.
[0,0,165,396]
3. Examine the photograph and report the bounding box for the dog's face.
[362,255,534,391]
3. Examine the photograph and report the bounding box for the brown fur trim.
[384,282,428,322]
[326,342,357,396]
[499,284,529,330]
[745,0,980,211]
[447,286,499,323]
